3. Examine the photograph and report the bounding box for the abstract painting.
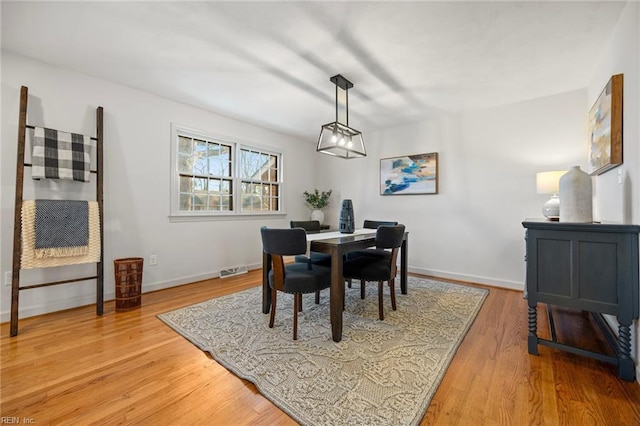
[380,152,438,195]
[588,74,623,175]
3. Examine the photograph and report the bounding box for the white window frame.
[170,123,285,220]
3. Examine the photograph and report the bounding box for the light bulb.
[339,136,345,145]
[331,129,337,143]
[346,135,352,148]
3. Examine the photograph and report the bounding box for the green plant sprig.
[303,189,332,209]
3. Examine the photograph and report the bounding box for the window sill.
[168,211,287,223]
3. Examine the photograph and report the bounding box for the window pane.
[179,193,192,211]
[270,197,279,210]
[193,177,207,191]
[221,179,231,194]
[221,195,232,211]
[193,140,208,175]
[178,154,193,174]
[208,143,232,177]
[209,178,220,193]
[193,197,207,210]
[179,176,193,192]
[178,136,192,154]
[208,195,221,210]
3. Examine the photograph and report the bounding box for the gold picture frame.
[588,74,623,175]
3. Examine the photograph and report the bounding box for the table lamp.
[536,170,566,220]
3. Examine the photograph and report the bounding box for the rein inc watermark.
[1,418,35,424]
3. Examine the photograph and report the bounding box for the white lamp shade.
[536,171,566,194]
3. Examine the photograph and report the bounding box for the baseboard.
[408,266,524,291]
[0,271,221,323]
[1,263,265,323]
[0,292,115,323]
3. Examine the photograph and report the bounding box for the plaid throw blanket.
[32,127,92,182]
[34,200,89,258]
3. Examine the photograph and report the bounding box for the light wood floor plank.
[2,271,639,425]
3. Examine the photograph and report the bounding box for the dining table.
[262,228,409,342]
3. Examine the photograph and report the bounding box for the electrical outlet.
[149,254,158,266]
[4,271,12,286]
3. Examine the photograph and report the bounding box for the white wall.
[318,89,587,290]
[587,1,640,382]
[1,51,316,321]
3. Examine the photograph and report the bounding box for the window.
[171,124,282,218]
[239,148,280,212]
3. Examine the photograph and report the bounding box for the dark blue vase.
[339,199,355,233]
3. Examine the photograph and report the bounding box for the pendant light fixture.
[317,74,366,159]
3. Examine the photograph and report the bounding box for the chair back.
[363,220,398,229]
[376,224,405,278]
[261,226,307,256]
[375,224,405,249]
[290,220,321,232]
[261,227,308,290]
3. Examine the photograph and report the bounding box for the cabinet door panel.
[537,238,571,297]
[578,241,618,306]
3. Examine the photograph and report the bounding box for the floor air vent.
[220,265,248,278]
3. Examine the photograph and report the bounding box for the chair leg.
[347,278,352,288]
[269,288,277,328]
[315,290,320,304]
[360,280,366,299]
[297,293,303,312]
[378,281,384,320]
[389,278,397,311]
[293,293,299,340]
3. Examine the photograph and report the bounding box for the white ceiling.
[1,1,626,142]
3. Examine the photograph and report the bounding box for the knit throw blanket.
[34,200,89,258]
[32,127,92,182]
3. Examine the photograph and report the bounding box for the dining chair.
[290,220,332,267]
[261,226,331,340]
[346,220,399,291]
[290,220,321,231]
[343,224,405,320]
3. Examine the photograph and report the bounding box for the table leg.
[400,236,408,294]
[330,248,344,342]
[262,252,271,314]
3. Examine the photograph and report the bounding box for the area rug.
[158,276,488,425]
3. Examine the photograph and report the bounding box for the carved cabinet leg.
[618,322,635,381]
[528,305,538,355]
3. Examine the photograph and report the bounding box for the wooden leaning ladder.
[10,85,104,336]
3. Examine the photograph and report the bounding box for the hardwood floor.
[2,270,639,425]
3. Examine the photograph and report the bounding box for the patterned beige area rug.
[158,276,488,426]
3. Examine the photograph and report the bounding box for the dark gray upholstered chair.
[352,220,399,259]
[290,220,321,232]
[346,220,399,290]
[343,224,405,320]
[290,220,332,267]
[261,226,331,340]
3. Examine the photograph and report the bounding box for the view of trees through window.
[239,148,279,212]
[176,130,281,214]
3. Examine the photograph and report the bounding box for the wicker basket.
[114,257,143,312]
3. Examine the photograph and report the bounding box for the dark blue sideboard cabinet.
[522,219,640,381]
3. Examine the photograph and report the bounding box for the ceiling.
[1,1,626,142]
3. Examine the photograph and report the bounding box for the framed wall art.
[588,74,623,175]
[380,152,438,195]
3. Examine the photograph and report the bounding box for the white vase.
[559,166,593,223]
[310,209,324,225]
